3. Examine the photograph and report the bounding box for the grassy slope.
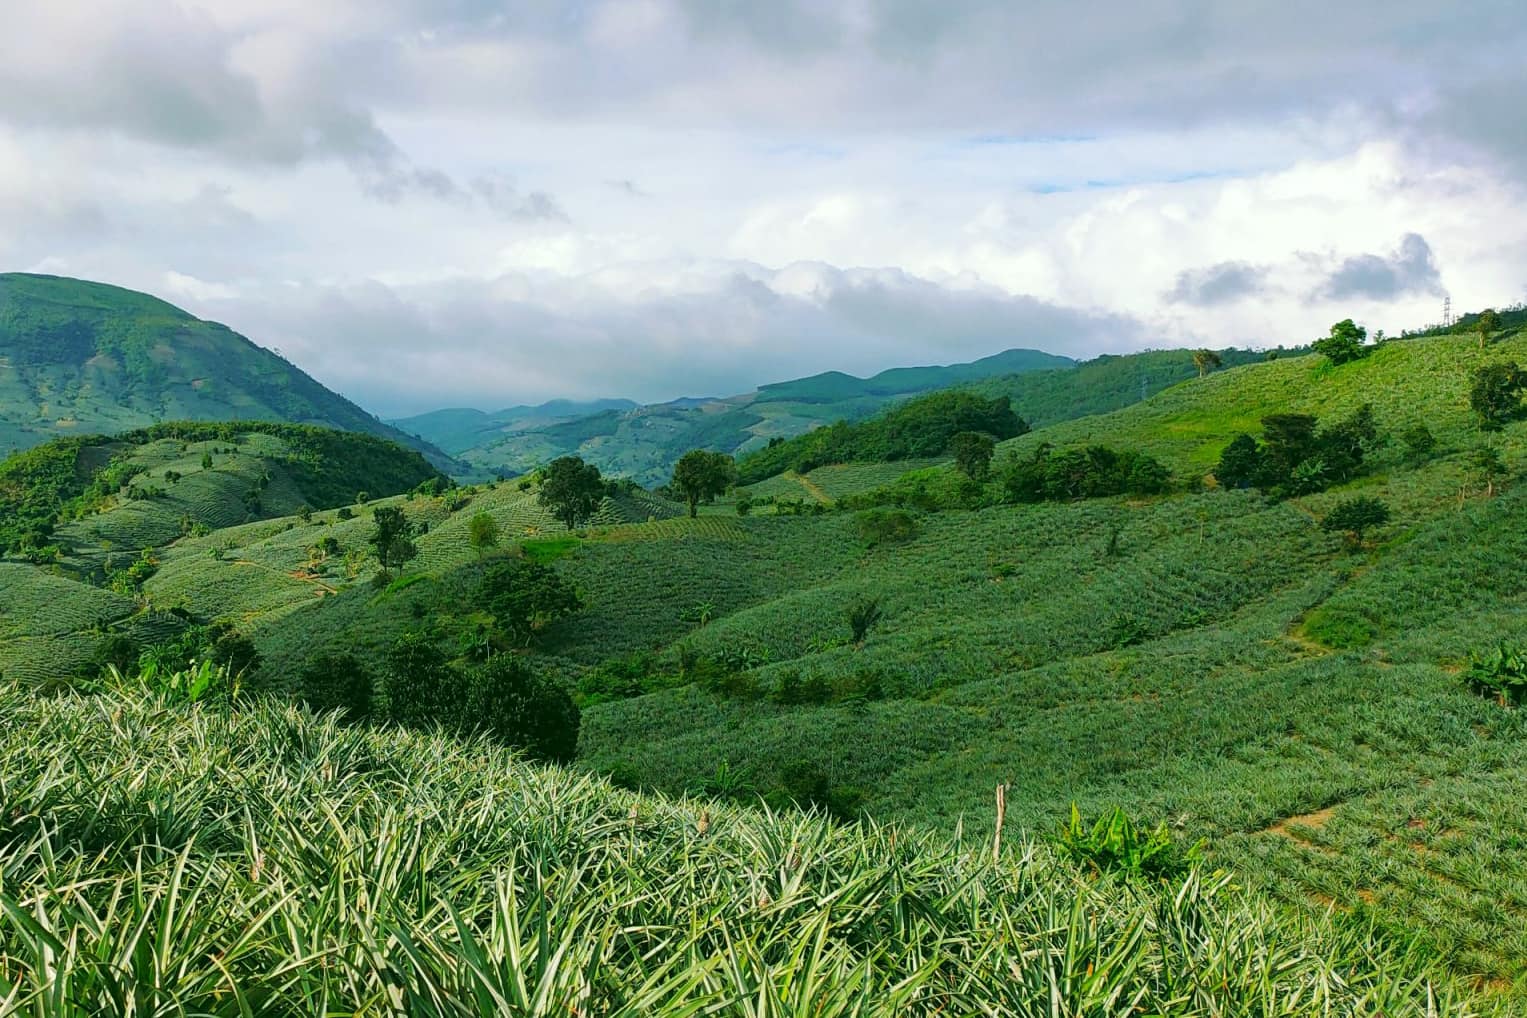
[0,681,1466,1015]
[0,273,458,470]
[3,329,1526,1002]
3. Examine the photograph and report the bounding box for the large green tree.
[1477,308,1499,350]
[1192,349,1223,378]
[950,431,996,479]
[671,450,737,518]
[468,511,499,560]
[1469,361,1526,432]
[1311,319,1369,365]
[368,506,417,578]
[538,456,605,530]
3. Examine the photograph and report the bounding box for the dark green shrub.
[1302,607,1376,649]
[1321,496,1391,546]
[1056,805,1203,879]
[381,631,461,728]
[848,597,884,645]
[298,652,374,722]
[1400,425,1436,462]
[856,509,919,547]
[91,634,141,677]
[461,655,581,763]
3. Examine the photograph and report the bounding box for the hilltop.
[0,273,458,471]
[392,347,1074,485]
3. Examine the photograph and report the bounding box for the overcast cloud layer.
[2,1,1525,413]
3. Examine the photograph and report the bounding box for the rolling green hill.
[0,273,458,471]
[394,348,1073,485]
[3,323,1527,1009]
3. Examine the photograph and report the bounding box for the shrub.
[1057,804,1204,879]
[1400,425,1436,462]
[381,631,461,728]
[90,634,142,677]
[1321,496,1391,546]
[856,508,920,547]
[462,655,581,763]
[1463,644,1527,707]
[848,597,884,645]
[298,652,374,723]
[1468,361,1526,431]
[476,558,584,647]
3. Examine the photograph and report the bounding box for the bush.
[476,558,583,647]
[848,597,884,644]
[1321,496,1391,545]
[1400,425,1436,462]
[1463,644,1527,707]
[298,652,375,723]
[1002,445,1171,503]
[462,655,581,763]
[856,509,920,547]
[381,631,461,728]
[1057,804,1203,880]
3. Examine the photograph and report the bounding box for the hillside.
[393,347,1073,485]
[0,681,1460,1014]
[2,326,1526,1008]
[0,273,458,471]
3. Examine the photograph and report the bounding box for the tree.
[369,506,417,578]
[468,511,500,560]
[950,431,996,479]
[1192,349,1223,378]
[476,558,583,647]
[461,655,580,763]
[1321,496,1391,546]
[1259,414,1320,482]
[1478,308,1499,350]
[381,630,459,728]
[1214,434,1263,489]
[200,452,213,470]
[847,597,884,646]
[1311,319,1369,365]
[1472,445,1505,496]
[671,450,737,518]
[1469,361,1527,431]
[539,456,605,530]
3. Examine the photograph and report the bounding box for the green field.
[2,325,1526,1010]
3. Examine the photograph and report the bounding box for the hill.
[2,324,1526,1008]
[0,273,459,471]
[394,347,1073,485]
[0,680,1458,1014]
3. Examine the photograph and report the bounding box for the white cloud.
[1,1,1525,413]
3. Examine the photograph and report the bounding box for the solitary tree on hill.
[1192,349,1223,378]
[468,511,499,560]
[1321,496,1391,547]
[1469,361,1527,432]
[369,506,417,578]
[672,450,737,518]
[539,456,605,531]
[1478,308,1499,349]
[1472,445,1505,497]
[1312,319,1369,365]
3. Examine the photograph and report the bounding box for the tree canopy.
[671,450,737,518]
[1311,320,1369,365]
[538,456,605,530]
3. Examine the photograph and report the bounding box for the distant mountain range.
[0,273,458,471]
[390,348,1075,484]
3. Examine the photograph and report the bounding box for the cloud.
[1165,262,1270,306]
[1318,233,1444,301]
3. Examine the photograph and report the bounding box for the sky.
[2,2,1525,416]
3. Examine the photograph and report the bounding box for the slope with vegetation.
[0,677,1466,1015]
[0,273,457,470]
[2,316,1526,1009]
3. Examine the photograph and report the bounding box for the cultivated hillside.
[0,273,458,470]
[0,681,1460,1014]
[1,325,1525,1007]
[393,347,1073,485]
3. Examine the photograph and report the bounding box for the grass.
[0,679,1471,1015]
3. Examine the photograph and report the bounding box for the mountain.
[389,398,640,456]
[400,347,1073,485]
[0,273,459,471]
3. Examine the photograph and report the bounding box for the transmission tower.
[1442,294,1453,328]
